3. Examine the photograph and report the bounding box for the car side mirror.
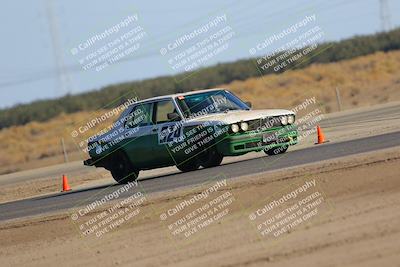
[245,101,252,108]
[167,112,181,121]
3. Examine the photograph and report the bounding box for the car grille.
[246,117,282,131]
[234,136,295,151]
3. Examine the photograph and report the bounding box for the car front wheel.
[110,152,139,184]
[176,158,200,172]
[200,149,223,168]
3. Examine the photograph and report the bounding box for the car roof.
[134,88,226,104]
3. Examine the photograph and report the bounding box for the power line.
[0,0,392,89]
[44,0,73,95]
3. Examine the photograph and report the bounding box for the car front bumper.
[216,127,298,156]
[83,158,95,166]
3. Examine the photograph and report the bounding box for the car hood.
[185,109,294,125]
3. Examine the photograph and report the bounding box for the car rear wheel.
[264,145,288,156]
[176,158,200,172]
[200,149,224,168]
[110,152,139,184]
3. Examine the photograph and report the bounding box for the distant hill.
[1,27,400,129]
[1,49,400,174]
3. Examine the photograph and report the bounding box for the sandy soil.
[0,167,109,204]
[0,147,399,267]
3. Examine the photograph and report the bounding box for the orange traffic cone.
[315,125,329,145]
[62,174,71,192]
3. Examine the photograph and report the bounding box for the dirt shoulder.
[1,147,399,266]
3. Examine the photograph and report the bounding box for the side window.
[125,103,153,128]
[155,100,180,123]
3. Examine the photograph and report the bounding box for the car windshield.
[176,90,250,119]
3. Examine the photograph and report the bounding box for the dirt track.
[1,147,399,267]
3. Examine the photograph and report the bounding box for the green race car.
[84,89,298,184]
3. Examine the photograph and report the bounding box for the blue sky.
[0,0,399,108]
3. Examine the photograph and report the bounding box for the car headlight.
[287,115,295,124]
[231,124,240,133]
[240,122,249,131]
[280,116,288,125]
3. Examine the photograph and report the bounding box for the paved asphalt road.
[321,104,400,128]
[1,130,399,222]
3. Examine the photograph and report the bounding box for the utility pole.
[45,0,72,95]
[379,0,392,32]
[335,87,342,112]
[61,138,69,163]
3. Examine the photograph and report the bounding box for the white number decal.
[159,124,182,144]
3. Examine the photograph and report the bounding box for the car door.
[121,101,156,169]
[152,99,184,167]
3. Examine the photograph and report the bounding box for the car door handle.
[152,128,157,132]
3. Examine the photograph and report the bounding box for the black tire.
[200,149,224,168]
[264,146,288,156]
[176,158,200,172]
[110,152,139,184]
